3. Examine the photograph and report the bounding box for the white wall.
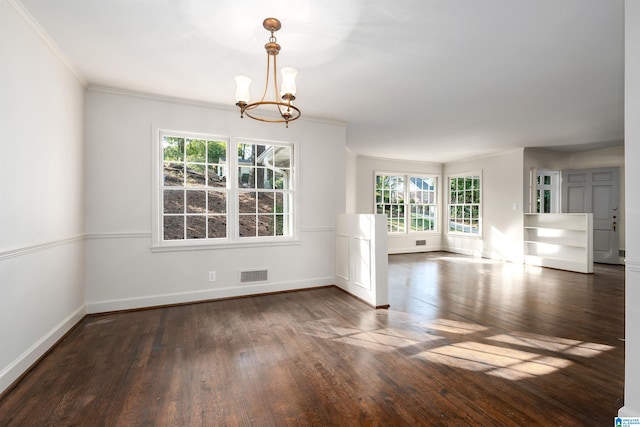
[0,0,86,393]
[443,149,525,262]
[621,0,640,417]
[84,88,347,312]
[345,148,358,214]
[355,156,443,253]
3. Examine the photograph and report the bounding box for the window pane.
[163,137,184,162]
[186,139,206,162]
[207,191,226,214]
[186,216,206,239]
[164,216,184,240]
[207,141,226,164]
[207,165,225,187]
[258,215,274,237]
[239,192,257,214]
[258,192,274,213]
[186,164,205,187]
[275,214,286,235]
[544,175,551,185]
[207,216,226,238]
[164,190,184,214]
[163,163,184,186]
[543,189,551,213]
[239,167,253,188]
[239,215,256,237]
[275,193,285,213]
[274,170,287,189]
[256,168,274,189]
[186,190,206,213]
[256,145,273,167]
[273,146,291,168]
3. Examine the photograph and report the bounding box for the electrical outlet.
[208,271,216,282]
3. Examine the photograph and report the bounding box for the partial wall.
[334,214,389,308]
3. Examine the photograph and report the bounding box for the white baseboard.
[0,304,86,394]
[86,277,335,314]
[388,245,442,255]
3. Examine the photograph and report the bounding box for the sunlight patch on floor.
[423,318,488,334]
[415,341,572,380]
[334,331,422,353]
[486,332,615,357]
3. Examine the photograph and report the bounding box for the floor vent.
[239,269,269,284]
[416,240,426,246]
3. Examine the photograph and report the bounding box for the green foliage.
[163,137,226,164]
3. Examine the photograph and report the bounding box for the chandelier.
[234,18,301,128]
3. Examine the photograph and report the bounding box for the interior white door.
[562,167,620,264]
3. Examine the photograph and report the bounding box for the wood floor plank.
[0,252,625,426]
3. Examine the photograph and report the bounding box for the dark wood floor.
[0,252,625,426]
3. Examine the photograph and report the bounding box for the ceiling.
[18,0,625,163]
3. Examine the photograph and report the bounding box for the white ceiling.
[18,0,625,162]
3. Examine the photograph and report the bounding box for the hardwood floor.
[0,252,625,426]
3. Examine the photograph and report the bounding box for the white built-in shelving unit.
[523,213,593,273]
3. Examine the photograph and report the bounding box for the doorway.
[562,167,620,264]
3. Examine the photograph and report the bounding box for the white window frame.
[151,129,299,251]
[536,169,560,213]
[374,172,440,234]
[446,171,482,236]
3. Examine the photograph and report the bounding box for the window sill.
[150,238,302,253]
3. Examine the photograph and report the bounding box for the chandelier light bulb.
[280,67,297,99]
[235,76,251,104]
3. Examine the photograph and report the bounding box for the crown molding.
[6,0,87,87]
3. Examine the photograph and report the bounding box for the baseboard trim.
[0,304,86,396]
[86,277,335,314]
[388,246,442,255]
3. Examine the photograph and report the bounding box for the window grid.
[375,174,438,233]
[448,175,481,235]
[159,133,294,244]
[237,142,293,238]
[162,136,228,241]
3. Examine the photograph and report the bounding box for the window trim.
[374,171,440,235]
[151,129,300,250]
[446,170,482,237]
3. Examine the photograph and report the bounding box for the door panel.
[562,167,619,264]
[566,185,586,212]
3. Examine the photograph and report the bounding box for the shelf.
[523,213,593,273]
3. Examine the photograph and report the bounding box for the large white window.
[447,173,481,235]
[155,131,296,247]
[375,173,438,233]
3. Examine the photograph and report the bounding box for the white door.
[562,167,620,264]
